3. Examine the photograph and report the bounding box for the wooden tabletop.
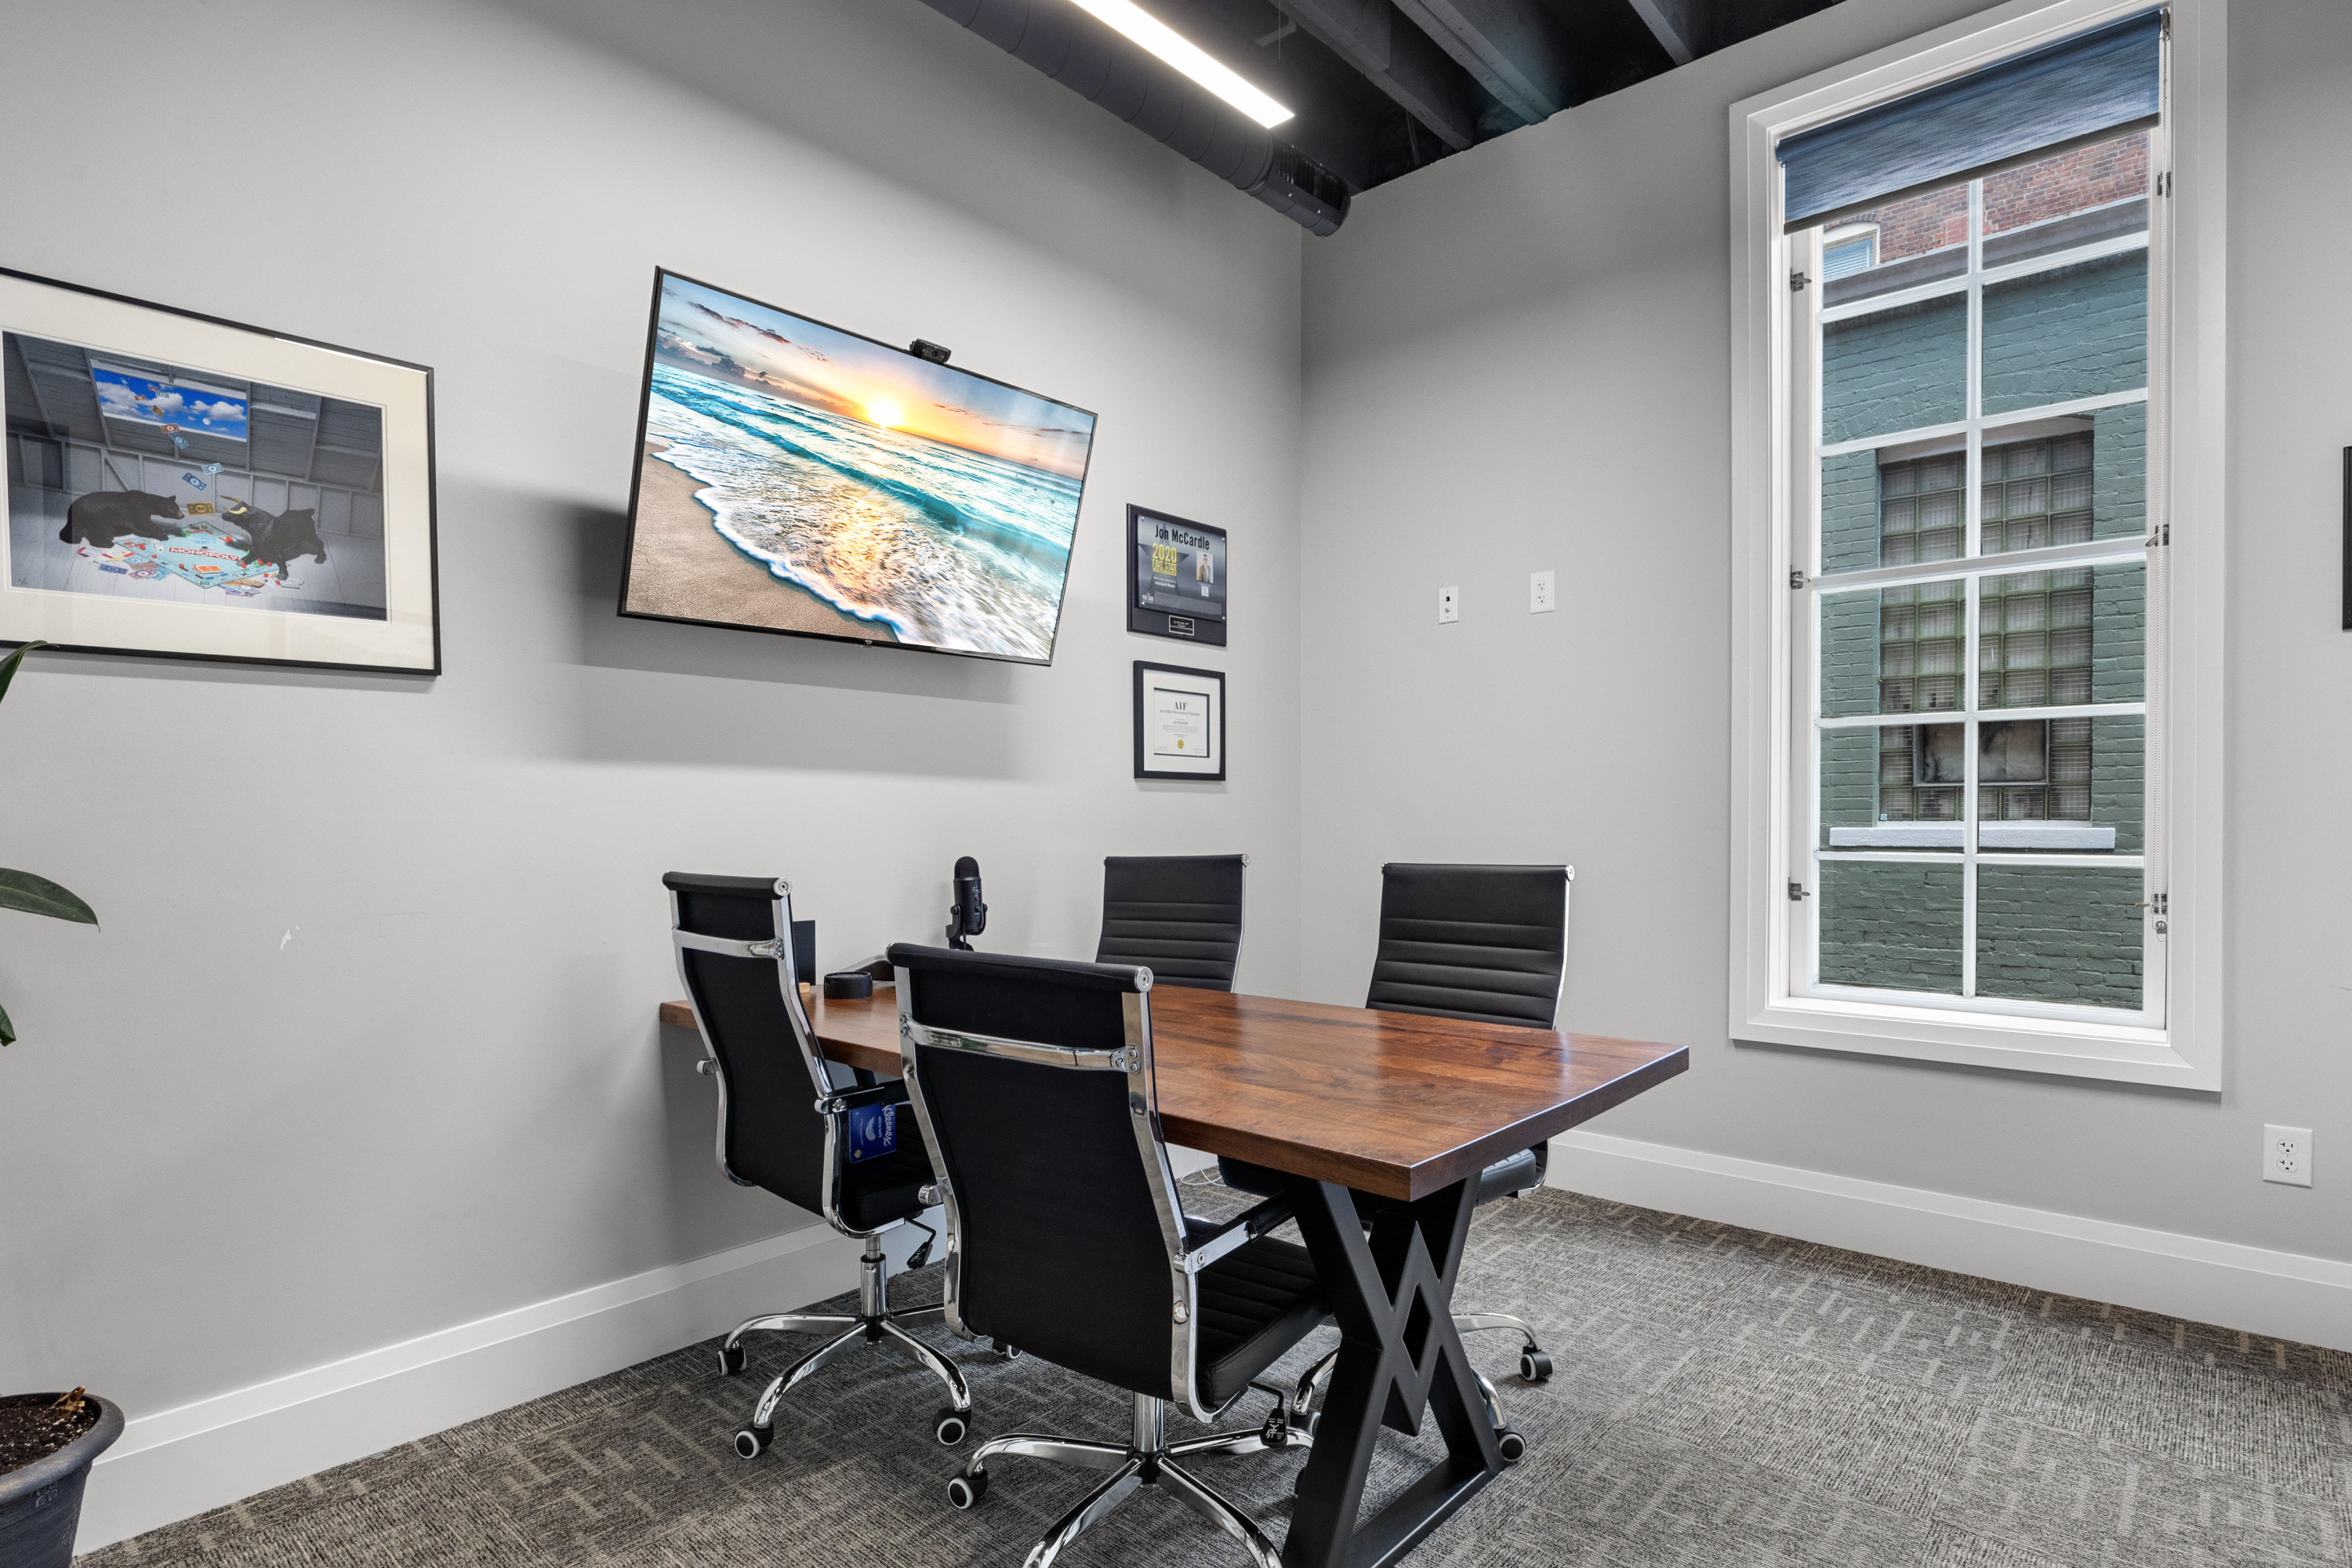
[659,988,1686,1202]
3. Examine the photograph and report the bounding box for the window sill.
[1826,822,2118,850]
[1739,995,2207,1088]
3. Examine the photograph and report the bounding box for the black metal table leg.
[1281,1175,1502,1568]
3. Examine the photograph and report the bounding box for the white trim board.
[73,1221,867,1554]
[1548,1130,2352,1354]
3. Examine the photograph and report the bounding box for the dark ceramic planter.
[0,1396,123,1568]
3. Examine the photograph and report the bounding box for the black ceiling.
[1147,0,1844,193]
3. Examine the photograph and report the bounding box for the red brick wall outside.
[1985,132,2149,231]
[1834,132,2151,260]
[1858,188,1969,260]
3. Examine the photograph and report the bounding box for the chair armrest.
[816,1080,910,1116]
[1179,1192,1297,1272]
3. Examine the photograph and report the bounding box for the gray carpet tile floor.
[79,1179,2352,1566]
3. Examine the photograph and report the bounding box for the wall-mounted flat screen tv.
[618,270,1097,664]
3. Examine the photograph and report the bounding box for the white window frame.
[1729,0,2226,1089]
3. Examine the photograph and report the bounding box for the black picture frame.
[1132,659,1225,782]
[1126,503,1228,646]
[0,266,440,675]
[617,268,1098,666]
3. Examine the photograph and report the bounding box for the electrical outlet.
[1438,585,1459,623]
[1530,569,1556,614]
[2265,1124,2314,1187]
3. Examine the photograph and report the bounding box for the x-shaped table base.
[1279,1174,1502,1568]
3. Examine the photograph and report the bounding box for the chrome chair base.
[1287,1333,1532,1467]
[1455,1311,1555,1383]
[949,1391,1310,1568]
[720,1231,971,1457]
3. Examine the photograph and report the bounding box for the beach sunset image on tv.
[619,272,1097,662]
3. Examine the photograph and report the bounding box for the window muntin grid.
[1800,127,2154,1022]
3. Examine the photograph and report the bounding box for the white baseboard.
[1550,1130,2352,1353]
[74,1220,867,1553]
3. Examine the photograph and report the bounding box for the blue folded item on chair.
[845,1103,898,1161]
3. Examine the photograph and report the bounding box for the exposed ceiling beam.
[1391,0,1572,124]
[1625,0,1700,66]
[1278,0,1480,151]
[1143,0,1386,187]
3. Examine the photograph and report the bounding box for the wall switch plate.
[2265,1125,2314,1186]
[1439,585,1459,623]
[1530,569,1555,614]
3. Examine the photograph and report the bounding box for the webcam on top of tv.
[909,339,952,365]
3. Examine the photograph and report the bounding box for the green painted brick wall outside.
[1983,254,2148,415]
[1823,450,1884,575]
[1813,266,2147,1010]
[1820,861,1964,993]
[1976,866,2145,1008]
[1822,295,1966,445]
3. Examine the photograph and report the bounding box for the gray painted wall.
[6,0,2348,1485]
[1298,0,2352,1263]
[0,0,1305,1415]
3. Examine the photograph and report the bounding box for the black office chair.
[1094,853,1247,989]
[890,942,1323,1568]
[1218,862,1574,1393]
[666,873,972,1460]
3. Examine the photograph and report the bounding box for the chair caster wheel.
[935,1406,970,1446]
[990,1340,1022,1360]
[946,1469,989,1509]
[1260,1413,1290,1450]
[717,1343,747,1377]
[1495,1427,1526,1465]
[733,1425,771,1460]
[1519,1348,1552,1383]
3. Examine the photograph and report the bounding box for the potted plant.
[0,641,118,1568]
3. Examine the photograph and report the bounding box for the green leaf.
[0,641,48,708]
[0,870,96,925]
[0,997,13,1046]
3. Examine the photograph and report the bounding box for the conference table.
[659,985,1686,1568]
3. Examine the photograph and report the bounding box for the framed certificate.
[1133,660,1225,781]
[1126,504,1226,645]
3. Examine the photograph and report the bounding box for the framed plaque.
[1132,660,1224,782]
[1127,504,1226,645]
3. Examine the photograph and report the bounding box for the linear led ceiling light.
[1066,0,1295,126]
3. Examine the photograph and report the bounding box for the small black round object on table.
[823,971,873,1000]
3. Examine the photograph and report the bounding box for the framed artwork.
[0,267,438,673]
[1127,504,1226,645]
[1133,660,1225,781]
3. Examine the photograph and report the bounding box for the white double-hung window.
[1730,0,2225,1086]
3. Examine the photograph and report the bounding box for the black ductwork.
[916,0,1351,235]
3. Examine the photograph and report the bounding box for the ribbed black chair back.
[1094,854,1246,990]
[666,873,832,1213]
[1365,863,1572,1028]
[891,945,1181,1403]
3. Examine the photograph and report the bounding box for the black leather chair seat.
[1216,1145,1548,1210]
[836,1117,935,1233]
[1194,1234,1328,1409]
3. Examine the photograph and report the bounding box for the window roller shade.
[1779,10,2162,231]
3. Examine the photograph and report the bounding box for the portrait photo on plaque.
[1132,659,1225,782]
[1126,504,1226,645]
